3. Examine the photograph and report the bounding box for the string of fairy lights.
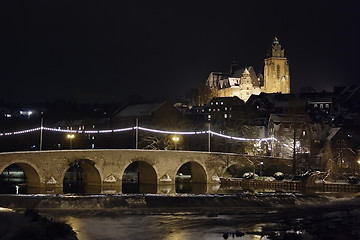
[0,125,278,147]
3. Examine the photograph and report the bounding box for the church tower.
[263,37,290,94]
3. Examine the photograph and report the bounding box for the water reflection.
[122,182,157,194]
[175,182,207,194]
[0,164,27,194]
[49,211,275,240]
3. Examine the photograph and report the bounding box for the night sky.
[0,0,358,103]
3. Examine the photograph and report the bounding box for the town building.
[202,37,290,103]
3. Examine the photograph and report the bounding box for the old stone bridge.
[0,149,292,194]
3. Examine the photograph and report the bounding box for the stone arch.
[122,160,158,185]
[121,160,158,194]
[61,159,102,193]
[176,161,207,183]
[0,162,41,191]
[175,161,208,194]
[223,163,255,178]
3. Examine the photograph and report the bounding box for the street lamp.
[67,134,75,149]
[172,136,179,150]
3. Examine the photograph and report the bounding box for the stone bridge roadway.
[0,149,293,194]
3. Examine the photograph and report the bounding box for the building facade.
[263,37,290,94]
[203,37,290,103]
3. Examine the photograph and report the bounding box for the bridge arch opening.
[122,161,157,194]
[63,159,101,194]
[223,163,255,178]
[175,161,207,194]
[0,163,41,194]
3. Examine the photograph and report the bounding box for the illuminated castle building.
[204,37,290,103]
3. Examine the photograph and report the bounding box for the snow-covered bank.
[0,207,77,239]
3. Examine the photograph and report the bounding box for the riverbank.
[0,192,340,211]
[1,193,360,239]
[0,207,77,240]
[0,193,359,211]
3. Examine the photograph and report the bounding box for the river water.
[38,190,360,240]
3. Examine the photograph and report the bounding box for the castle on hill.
[203,37,290,103]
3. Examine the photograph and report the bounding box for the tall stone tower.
[263,37,290,94]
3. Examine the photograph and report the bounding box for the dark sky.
[0,0,359,103]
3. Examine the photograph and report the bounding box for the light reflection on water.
[41,190,360,240]
[51,212,270,240]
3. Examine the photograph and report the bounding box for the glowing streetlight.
[172,136,179,150]
[67,134,75,149]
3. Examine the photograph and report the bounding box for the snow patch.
[159,173,172,182]
[104,174,118,183]
[46,177,57,184]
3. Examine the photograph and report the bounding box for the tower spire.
[271,36,284,57]
[263,37,290,94]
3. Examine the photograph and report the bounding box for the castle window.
[276,65,280,79]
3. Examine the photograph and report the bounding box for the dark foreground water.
[28,192,359,240]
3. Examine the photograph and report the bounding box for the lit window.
[92,144,95,149]
[216,102,218,105]
[225,107,227,111]
[211,102,213,105]
[224,114,228,118]
[221,102,224,105]
[325,104,329,108]
[208,114,211,119]
[320,104,323,109]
